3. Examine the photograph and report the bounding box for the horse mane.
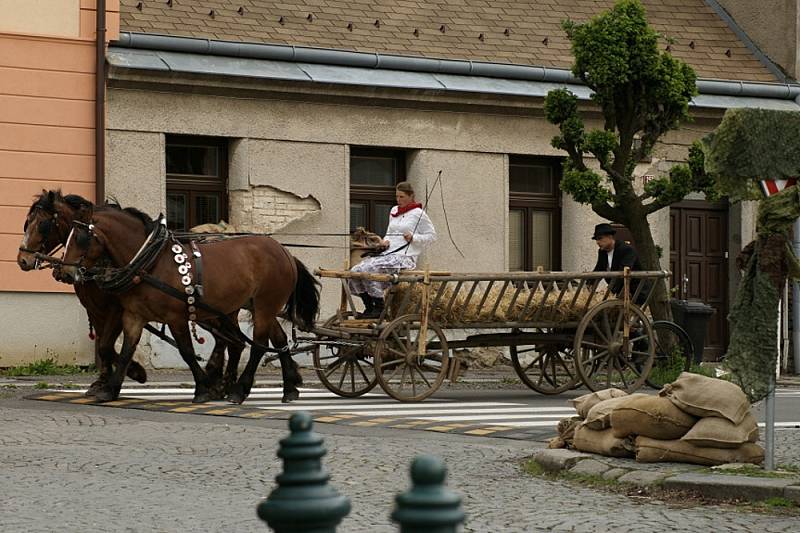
[98,199,156,233]
[28,190,57,214]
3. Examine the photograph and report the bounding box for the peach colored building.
[0,0,118,364]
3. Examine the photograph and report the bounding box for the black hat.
[592,223,616,240]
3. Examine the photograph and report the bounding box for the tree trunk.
[625,211,671,322]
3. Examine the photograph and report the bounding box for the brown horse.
[56,201,319,404]
[17,191,148,393]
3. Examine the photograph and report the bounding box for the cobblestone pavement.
[1,399,798,533]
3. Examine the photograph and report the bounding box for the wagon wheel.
[574,300,654,393]
[313,315,378,398]
[374,314,449,402]
[510,332,580,395]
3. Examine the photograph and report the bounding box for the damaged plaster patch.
[229,185,321,232]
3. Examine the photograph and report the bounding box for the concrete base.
[662,473,798,501]
[0,292,94,366]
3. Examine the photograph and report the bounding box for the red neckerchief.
[391,203,423,217]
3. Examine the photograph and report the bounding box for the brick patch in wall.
[229,185,321,232]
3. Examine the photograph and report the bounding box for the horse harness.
[69,216,289,357]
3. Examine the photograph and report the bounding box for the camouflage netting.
[701,109,800,402]
[722,188,800,402]
[701,108,800,200]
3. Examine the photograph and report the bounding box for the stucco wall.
[105,129,165,213]
[0,293,93,366]
[406,150,507,272]
[716,0,798,78]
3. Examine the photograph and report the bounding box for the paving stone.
[617,470,669,487]
[569,459,611,477]
[602,468,630,480]
[784,485,800,505]
[663,473,799,501]
[533,449,593,473]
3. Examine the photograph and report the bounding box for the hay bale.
[610,395,697,440]
[660,372,750,424]
[681,412,759,449]
[583,394,647,430]
[570,388,628,419]
[190,220,236,233]
[389,281,612,325]
[635,436,764,466]
[573,425,635,458]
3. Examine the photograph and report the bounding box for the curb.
[532,449,800,504]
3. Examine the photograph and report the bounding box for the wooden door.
[670,201,729,360]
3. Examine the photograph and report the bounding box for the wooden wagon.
[304,268,671,402]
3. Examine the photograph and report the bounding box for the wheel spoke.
[415,366,433,388]
[324,358,345,377]
[355,360,372,384]
[349,360,356,391]
[590,321,609,344]
[583,348,609,364]
[398,363,408,390]
[338,361,350,389]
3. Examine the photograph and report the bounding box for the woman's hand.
[381,239,390,249]
[403,231,413,243]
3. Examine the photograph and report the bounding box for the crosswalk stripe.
[328,407,574,416]
[415,413,568,422]
[757,422,800,428]
[241,401,527,411]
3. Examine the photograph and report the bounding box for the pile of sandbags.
[553,373,764,466]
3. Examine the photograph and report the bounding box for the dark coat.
[593,240,643,296]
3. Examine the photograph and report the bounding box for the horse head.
[57,202,155,285]
[349,227,385,267]
[17,190,75,271]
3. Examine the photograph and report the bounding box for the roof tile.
[118,0,778,82]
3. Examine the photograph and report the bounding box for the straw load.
[552,373,764,466]
[389,281,612,325]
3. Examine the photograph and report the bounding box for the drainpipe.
[95,0,106,203]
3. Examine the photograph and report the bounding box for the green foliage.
[1,357,87,376]
[544,0,703,227]
[561,166,612,205]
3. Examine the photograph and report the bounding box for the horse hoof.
[126,361,148,384]
[85,381,105,397]
[227,393,245,405]
[208,387,226,401]
[94,389,117,402]
[192,392,212,404]
[282,390,300,403]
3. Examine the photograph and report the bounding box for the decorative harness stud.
[170,241,205,344]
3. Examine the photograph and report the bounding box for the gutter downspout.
[95,0,106,204]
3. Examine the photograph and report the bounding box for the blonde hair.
[396,181,414,197]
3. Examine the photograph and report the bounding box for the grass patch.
[522,459,622,489]
[704,464,800,479]
[33,382,51,389]
[762,497,796,508]
[1,358,92,377]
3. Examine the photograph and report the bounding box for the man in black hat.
[592,223,642,295]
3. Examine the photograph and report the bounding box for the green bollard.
[257,412,351,532]
[391,455,465,533]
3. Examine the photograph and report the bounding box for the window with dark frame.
[508,156,562,272]
[349,147,406,236]
[165,135,229,232]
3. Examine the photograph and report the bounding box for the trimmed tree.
[544,0,715,317]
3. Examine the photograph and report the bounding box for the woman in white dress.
[349,181,437,318]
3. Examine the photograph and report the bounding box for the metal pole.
[793,218,800,374]
[766,300,780,470]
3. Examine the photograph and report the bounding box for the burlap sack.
[583,393,647,430]
[610,395,697,440]
[570,388,628,419]
[547,436,567,449]
[573,425,635,458]
[556,416,583,445]
[659,372,750,424]
[681,412,759,449]
[635,436,764,466]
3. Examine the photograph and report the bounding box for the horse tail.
[286,258,320,331]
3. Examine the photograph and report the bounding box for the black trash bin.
[670,299,716,364]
